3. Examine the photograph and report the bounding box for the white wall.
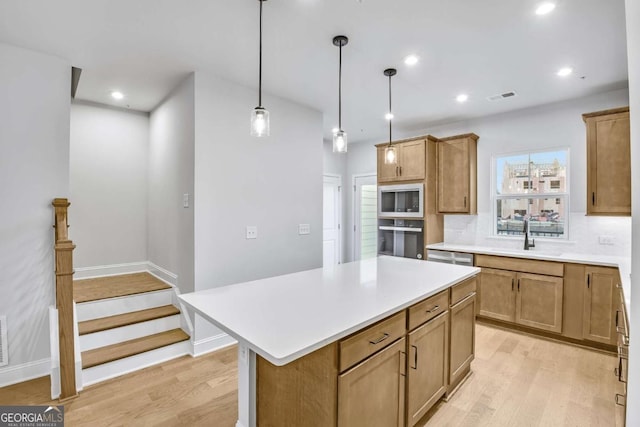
[624,0,639,423]
[0,43,69,380]
[345,89,631,257]
[70,102,149,268]
[323,140,348,263]
[148,74,195,293]
[193,72,323,340]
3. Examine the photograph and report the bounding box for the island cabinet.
[436,134,478,214]
[583,107,631,216]
[255,280,479,427]
[406,291,449,426]
[376,139,426,183]
[476,255,564,333]
[448,277,476,395]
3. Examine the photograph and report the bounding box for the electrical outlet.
[298,224,311,235]
[183,193,189,208]
[598,235,615,245]
[246,226,258,240]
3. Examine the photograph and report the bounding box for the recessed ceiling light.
[404,55,419,66]
[111,91,124,100]
[332,127,339,134]
[456,94,469,103]
[385,113,394,120]
[556,67,573,77]
[535,2,556,15]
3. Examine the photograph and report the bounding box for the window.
[495,149,568,239]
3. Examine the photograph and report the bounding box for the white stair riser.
[76,290,173,322]
[80,315,181,351]
[81,340,190,387]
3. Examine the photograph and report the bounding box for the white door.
[323,175,342,266]
[354,174,377,260]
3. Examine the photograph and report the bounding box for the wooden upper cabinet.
[583,266,618,345]
[584,107,631,216]
[437,134,478,214]
[376,139,426,183]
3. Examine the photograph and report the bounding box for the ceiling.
[0,0,629,143]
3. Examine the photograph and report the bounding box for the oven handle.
[379,226,423,232]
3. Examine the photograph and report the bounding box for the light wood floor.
[0,324,616,426]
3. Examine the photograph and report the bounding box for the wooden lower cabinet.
[338,338,406,427]
[583,266,618,345]
[479,268,564,333]
[516,273,563,333]
[449,294,476,390]
[406,312,449,426]
[479,268,516,322]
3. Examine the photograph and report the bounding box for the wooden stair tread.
[78,305,180,335]
[82,329,189,369]
[74,272,171,303]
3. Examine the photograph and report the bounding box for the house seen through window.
[495,149,568,238]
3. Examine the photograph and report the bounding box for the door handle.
[464,196,467,208]
[587,273,591,289]
[511,278,515,291]
[592,192,595,206]
[426,305,440,313]
[399,166,402,176]
[410,345,418,370]
[517,279,520,292]
[395,166,399,176]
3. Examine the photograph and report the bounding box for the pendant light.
[383,68,398,164]
[250,0,269,137]
[332,35,349,153]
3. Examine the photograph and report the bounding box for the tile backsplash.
[444,213,631,257]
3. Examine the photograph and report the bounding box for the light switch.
[183,193,189,208]
[298,224,311,235]
[246,226,258,239]
[598,235,615,245]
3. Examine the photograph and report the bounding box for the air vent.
[487,91,518,101]
[0,315,7,367]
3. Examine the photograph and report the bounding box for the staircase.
[74,272,190,387]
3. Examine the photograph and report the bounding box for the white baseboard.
[147,262,178,287]
[74,262,149,280]
[0,358,51,388]
[192,333,237,357]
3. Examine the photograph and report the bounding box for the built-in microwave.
[378,183,424,218]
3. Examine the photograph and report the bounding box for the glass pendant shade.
[333,130,348,153]
[384,145,397,164]
[250,107,270,137]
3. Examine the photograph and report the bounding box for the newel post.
[52,198,77,400]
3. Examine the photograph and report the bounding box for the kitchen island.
[179,256,480,427]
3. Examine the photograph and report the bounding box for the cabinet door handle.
[411,345,418,370]
[369,333,389,345]
[464,196,467,208]
[426,305,440,313]
[592,192,596,206]
[511,278,515,291]
[399,166,402,176]
[587,274,591,289]
[517,279,520,292]
[395,166,399,176]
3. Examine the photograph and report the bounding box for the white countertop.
[426,242,631,314]
[179,256,480,366]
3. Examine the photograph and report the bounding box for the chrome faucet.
[523,219,535,250]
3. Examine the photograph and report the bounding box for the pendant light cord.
[388,74,392,146]
[338,43,342,130]
[258,0,263,108]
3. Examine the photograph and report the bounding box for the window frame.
[492,147,571,240]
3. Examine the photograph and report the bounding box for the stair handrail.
[52,198,77,400]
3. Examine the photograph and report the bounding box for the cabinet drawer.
[408,291,449,331]
[339,311,406,372]
[451,277,477,305]
[475,255,563,277]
